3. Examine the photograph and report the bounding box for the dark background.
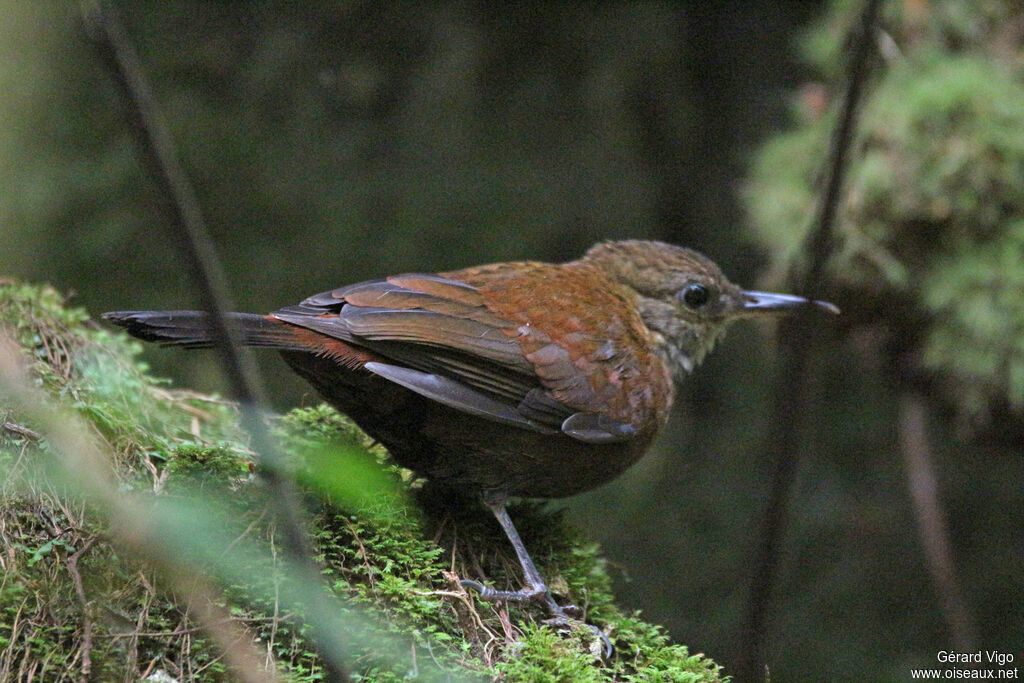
[1,1,1020,679]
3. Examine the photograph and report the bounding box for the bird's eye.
[682,283,711,309]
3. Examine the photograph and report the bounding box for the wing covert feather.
[271,267,664,443]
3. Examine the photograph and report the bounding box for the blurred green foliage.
[746,0,1024,427]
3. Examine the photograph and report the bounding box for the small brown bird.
[104,240,836,646]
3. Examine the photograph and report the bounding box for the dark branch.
[737,0,883,679]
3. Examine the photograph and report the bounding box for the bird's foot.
[460,579,611,658]
[458,579,548,604]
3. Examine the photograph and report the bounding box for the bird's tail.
[102,310,308,351]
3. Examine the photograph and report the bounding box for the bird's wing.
[271,272,643,443]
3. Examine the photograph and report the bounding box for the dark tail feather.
[102,310,306,350]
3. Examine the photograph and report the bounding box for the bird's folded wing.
[272,274,638,443]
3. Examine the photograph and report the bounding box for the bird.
[104,239,837,650]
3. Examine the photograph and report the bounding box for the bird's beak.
[741,290,840,316]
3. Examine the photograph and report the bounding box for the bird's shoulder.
[448,260,675,432]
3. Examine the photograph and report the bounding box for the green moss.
[495,618,723,683]
[169,443,251,475]
[497,624,606,682]
[744,0,1024,429]
[279,403,375,447]
[0,281,726,681]
[919,220,1024,415]
[0,281,247,475]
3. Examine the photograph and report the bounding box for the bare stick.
[898,393,978,650]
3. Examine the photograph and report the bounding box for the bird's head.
[583,240,838,378]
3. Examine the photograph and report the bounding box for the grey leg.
[460,495,612,657]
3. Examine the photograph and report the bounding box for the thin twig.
[2,421,41,441]
[738,0,882,679]
[77,0,305,551]
[79,3,350,679]
[898,393,977,651]
[66,537,97,683]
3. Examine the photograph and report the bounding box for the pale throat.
[636,296,728,380]
[648,327,724,380]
